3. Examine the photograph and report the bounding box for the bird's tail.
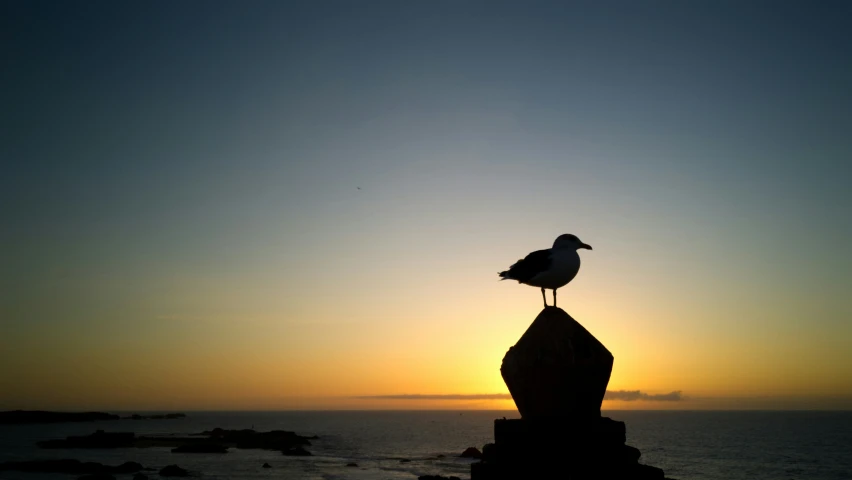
[498,271,512,281]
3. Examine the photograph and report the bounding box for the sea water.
[1,410,851,480]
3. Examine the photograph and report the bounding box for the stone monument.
[471,307,674,480]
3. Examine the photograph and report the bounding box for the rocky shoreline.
[2,425,481,479]
[0,427,318,478]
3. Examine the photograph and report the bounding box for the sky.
[1,0,851,411]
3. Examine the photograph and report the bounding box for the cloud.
[604,390,683,401]
[356,390,683,402]
[354,394,512,400]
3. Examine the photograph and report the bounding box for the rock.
[77,475,115,480]
[159,464,190,477]
[200,428,312,450]
[436,454,445,458]
[624,444,641,463]
[132,474,148,480]
[346,462,358,467]
[634,463,666,479]
[399,458,411,463]
[125,413,186,420]
[0,410,120,424]
[500,307,613,419]
[282,447,312,456]
[0,460,143,475]
[460,447,483,459]
[113,462,144,474]
[419,476,461,480]
[171,443,228,453]
[262,463,272,468]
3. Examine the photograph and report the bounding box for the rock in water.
[460,447,483,459]
[500,307,613,419]
[159,465,189,477]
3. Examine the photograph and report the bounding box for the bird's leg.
[553,289,557,307]
[541,287,547,308]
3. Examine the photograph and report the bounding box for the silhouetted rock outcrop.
[472,307,674,480]
[460,447,483,459]
[159,465,190,477]
[124,413,186,420]
[0,410,120,424]
[346,462,358,467]
[0,460,143,475]
[132,474,148,480]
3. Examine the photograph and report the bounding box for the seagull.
[498,234,592,308]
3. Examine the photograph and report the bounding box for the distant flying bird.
[498,234,592,308]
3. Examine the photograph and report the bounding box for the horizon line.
[5,407,852,413]
[354,390,684,402]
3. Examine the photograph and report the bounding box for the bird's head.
[553,234,592,251]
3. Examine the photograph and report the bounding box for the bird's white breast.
[527,249,581,289]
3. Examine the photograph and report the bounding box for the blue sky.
[2,1,851,409]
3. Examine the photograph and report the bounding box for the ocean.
[1,411,851,480]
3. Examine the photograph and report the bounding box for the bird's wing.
[500,249,552,282]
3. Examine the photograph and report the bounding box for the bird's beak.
[581,243,593,250]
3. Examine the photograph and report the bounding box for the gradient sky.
[2,1,851,411]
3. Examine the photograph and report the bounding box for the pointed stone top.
[501,308,613,419]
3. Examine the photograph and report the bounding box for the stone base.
[471,417,674,480]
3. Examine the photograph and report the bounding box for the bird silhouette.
[498,234,592,307]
